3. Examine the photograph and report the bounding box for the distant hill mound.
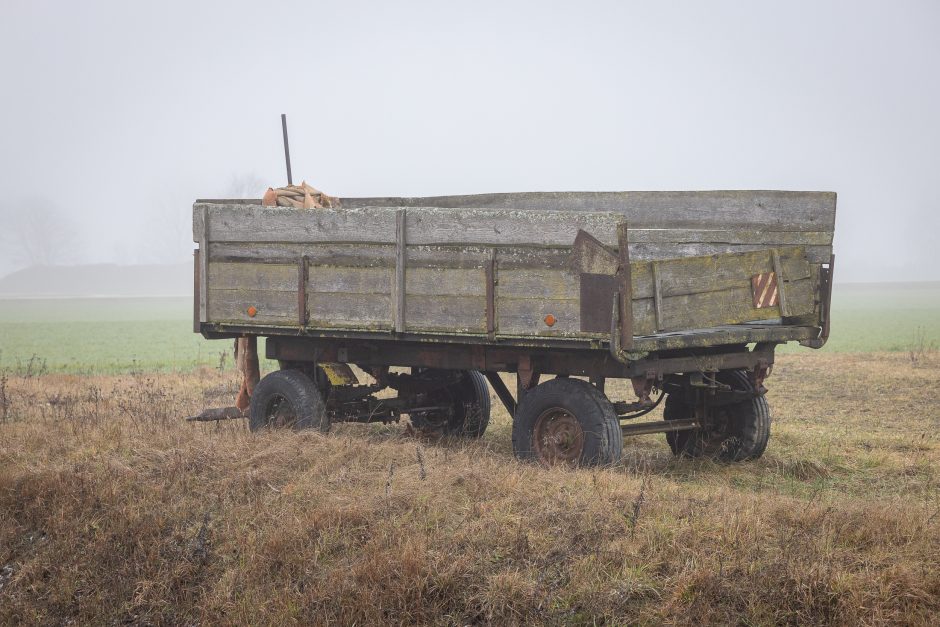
[0,263,191,298]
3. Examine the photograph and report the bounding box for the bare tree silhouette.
[4,201,80,266]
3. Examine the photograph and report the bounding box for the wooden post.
[199,204,209,324]
[652,261,663,332]
[394,209,407,333]
[485,248,496,340]
[617,222,633,349]
[297,255,308,326]
[771,249,789,317]
[192,249,201,333]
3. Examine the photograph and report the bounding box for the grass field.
[1,351,938,624]
[1,283,938,624]
[1,282,938,374]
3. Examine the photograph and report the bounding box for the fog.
[1,0,938,282]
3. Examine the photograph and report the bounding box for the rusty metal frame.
[484,371,516,416]
[800,253,835,349]
[201,319,815,353]
[264,335,776,382]
[820,254,835,342]
[622,418,698,436]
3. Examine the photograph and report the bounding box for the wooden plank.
[404,207,621,246]
[208,262,298,291]
[208,238,830,265]
[207,289,297,324]
[210,242,398,267]
[394,209,406,333]
[653,278,816,333]
[308,266,391,294]
[406,267,486,297]
[211,242,500,270]
[569,230,619,275]
[204,205,396,244]
[624,229,832,246]
[308,293,391,330]
[630,299,656,336]
[629,246,811,299]
[617,222,632,349]
[192,204,206,242]
[630,242,832,264]
[405,295,486,334]
[338,190,837,232]
[632,324,819,351]
[498,268,579,300]
[201,203,623,246]
[497,299,585,337]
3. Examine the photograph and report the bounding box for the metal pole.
[281,113,293,186]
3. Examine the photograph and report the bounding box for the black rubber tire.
[664,369,770,461]
[512,377,623,467]
[249,369,329,432]
[409,370,491,437]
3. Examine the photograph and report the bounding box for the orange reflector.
[544,314,556,327]
[247,306,257,318]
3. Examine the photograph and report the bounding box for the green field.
[0,298,225,374]
[1,282,938,373]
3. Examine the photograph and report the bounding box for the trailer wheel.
[409,370,491,437]
[249,369,329,432]
[664,369,770,461]
[512,377,622,467]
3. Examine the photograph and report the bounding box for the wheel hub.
[264,393,298,427]
[532,407,584,465]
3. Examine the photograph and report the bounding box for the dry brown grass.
[1,352,939,625]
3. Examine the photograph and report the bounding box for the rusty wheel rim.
[263,393,297,428]
[532,407,584,465]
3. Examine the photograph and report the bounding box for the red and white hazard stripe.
[751,272,779,309]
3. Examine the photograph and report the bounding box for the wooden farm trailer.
[192,190,835,466]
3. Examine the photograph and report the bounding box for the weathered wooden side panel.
[208,289,297,325]
[630,243,831,264]
[406,295,486,333]
[498,299,582,337]
[496,267,586,338]
[201,204,623,247]
[308,266,391,294]
[196,201,831,344]
[630,247,811,299]
[405,267,488,333]
[338,190,837,233]
[307,264,393,330]
[206,261,298,324]
[308,293,391,329]
[332,191,837,266]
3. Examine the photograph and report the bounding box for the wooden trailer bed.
[193,191,835,353]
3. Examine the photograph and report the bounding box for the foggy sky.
[1,0,938,282]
